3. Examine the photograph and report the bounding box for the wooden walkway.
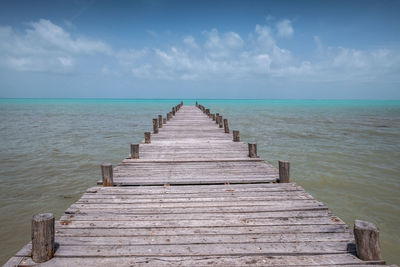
[5,104,388,266]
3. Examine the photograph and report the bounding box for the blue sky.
[0,0,399,99]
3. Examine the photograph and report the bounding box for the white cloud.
[1,18,399,85]
[0,19,111,72]
[276,19,294,38]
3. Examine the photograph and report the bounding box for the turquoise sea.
[0,99,399,264]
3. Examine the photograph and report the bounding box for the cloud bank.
[0,18,399,86]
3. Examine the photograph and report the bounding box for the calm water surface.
[0,99,399,264]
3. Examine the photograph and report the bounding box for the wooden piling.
[354,220,382,261]
[130,144,139,159]
[163,118,166,124]
[278,161,290,183]
[233,130,240,142]
[158,115,163,128]
[219,116,223,128]
[31,213,55,263]
[153,118,159,134]
[248,143,257,158]
[172,107,175,116]
[215,113,219,124]
[144,132,151,144]
[101,163,113,186]
[212,114,216,121]
[223,119,229,133]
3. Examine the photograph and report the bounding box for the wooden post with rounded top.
[32,213,55,263]
[248,143,257,158]
[144,132,151,144]
[212,114,216,121]
[158,115,163,128]
[130,144,139,159]
[278,161,290,183]
[354,220,382,261]
[219,116,223,128]
[101,163,113,186]
[172,107,175,116]
[215,113,219,124]
[153,118,159,134]
[223,119,229,133]
[233,130,240,142]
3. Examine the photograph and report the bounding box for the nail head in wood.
[152,118,159,134]
[248,143,257,158]
[101,163,113,186]
[354,220,382,261]
[278,160,290,183]
[233,130,240,142]
[32,213,55,263]
[130,144,139,159]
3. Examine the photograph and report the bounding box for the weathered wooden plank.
[15,254,382,267]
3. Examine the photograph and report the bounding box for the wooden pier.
[5,102,388,266]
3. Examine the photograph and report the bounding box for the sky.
[0,0,399,99]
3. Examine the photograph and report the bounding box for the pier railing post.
[32,213,55,263]
[223,119,229,133]
[172,107,175,116]
[233,130,240,142]
[248,143,257,158]
[219,116,223,128]
[144,132,151,144]
[212,114,216,121]
[130,144,139,159]
[215,113,219,124]
[158,115,163,128]
[163,118,166,124]
[101,163,113,186]
[278,161,290,183]
[354,220,382,261]
[153,118,159,134]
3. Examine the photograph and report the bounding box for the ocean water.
[0,99,399,264]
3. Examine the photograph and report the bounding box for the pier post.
[212,114,216,121]
[144,132,151,144]
[278,161,290,183]
[163,118,166,124]
[206,109,210,116]
[101,163,113,186]
[32,213,55,263]
[215,113,219,124]
[130,144,139,159]
[158,115,163,128]
[248,143,257,158]
[233,130,240,142]
[354,220,382,261]
[223,119,229,133]
[172,107,175,116]
[219,116,223,128]
[153,118,159,134]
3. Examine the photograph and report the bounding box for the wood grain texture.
[7,104,387,266]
